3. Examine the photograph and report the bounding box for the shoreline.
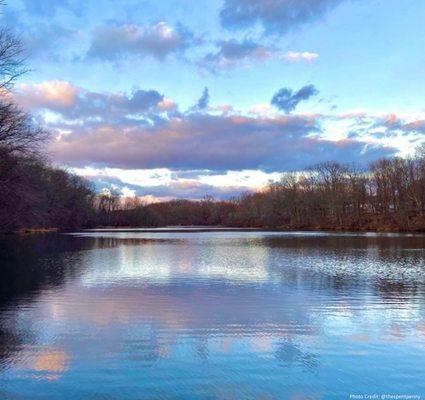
[3,225,425,236]
[80,227,425,234]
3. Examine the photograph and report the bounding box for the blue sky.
[4,0,425,200]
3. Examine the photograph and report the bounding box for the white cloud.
[71,167,173,187]
[198,170,282,189]
[283,51,319,63]
[121,187,136,197]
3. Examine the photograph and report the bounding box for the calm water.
[0,230,425,399]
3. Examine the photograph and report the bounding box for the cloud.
[283,51,319,63]
[14,82,410,175]
[197,87,210,109]
[128,180,248,200]
[87,22,199,61]
[200,39,275,71]
[71,167,174,188]
[72,167,282,200]
[372,114,425,136]
[199,39,319,72]
[401,120,425,135]
[48,111,395,172]
[158,97,178,112]
[16,81,81,110]
[74,167,253,200]
[271,84,319,113]
[15,81,165,120]
[220,0,350,35]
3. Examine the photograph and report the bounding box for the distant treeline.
[96,152,425,232]
[1,15,425,233]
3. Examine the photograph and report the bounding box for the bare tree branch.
[0,28,27,91]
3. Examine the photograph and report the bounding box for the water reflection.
[0,231,424,399]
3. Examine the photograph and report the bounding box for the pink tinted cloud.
[48,112,395,171]
[16,81,80,110]
[15,81,165,120]
[13,82,404,171]
[283,51,319,63]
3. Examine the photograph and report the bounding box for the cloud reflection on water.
[0,231,424,399]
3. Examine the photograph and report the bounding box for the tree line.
[1,6,425,233]
[229,154,425,231]
[94,151,425,232]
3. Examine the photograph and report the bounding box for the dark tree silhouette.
[0,3,94,233]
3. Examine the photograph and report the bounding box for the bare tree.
[0,0,27,89]
[0,28,26,91]
[0,100,47,155]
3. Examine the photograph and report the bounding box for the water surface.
[1,230,424,399]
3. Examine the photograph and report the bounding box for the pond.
[0,230,424,399]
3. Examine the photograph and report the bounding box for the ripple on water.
[0,231,424,399]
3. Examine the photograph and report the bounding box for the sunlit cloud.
[283,51,319,63]
[15,81,166,120]
[70,167,283,200]
[16,81,80,110]
[71,167,174,187]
